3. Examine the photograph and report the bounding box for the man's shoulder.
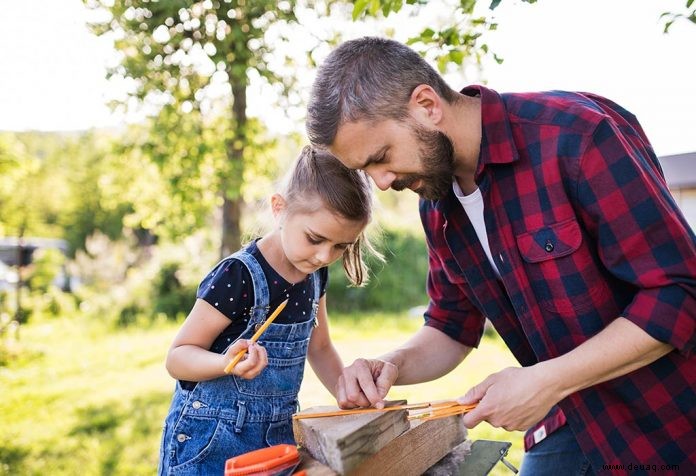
[500,90,616,132]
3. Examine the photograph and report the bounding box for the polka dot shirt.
[197,240,328,355]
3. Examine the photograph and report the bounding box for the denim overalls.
[158,248,320,475]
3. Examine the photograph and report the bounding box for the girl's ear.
[270,193,287,219]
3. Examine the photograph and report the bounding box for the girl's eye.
[307,236,322,245]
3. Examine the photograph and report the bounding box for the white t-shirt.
[452,181,501,278]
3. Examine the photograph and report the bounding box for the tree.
[351,0,536,72]
[661,0,696,32]
[84,0,301,256]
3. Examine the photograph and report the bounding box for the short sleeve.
[197,258,254,321]
[318,266,329,297]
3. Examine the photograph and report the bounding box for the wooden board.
[298,449,339,476]
[350,415,468,476]
[293,401,410,474]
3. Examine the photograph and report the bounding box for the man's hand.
[458,366,560,431]
[335,358,398,409]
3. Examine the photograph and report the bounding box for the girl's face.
[277,201,366,275]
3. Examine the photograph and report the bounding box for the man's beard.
[391,124,455,201]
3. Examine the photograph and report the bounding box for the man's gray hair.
[306,37,458,147]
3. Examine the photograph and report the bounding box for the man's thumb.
[457,382,486,406]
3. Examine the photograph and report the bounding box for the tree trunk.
[221,82,247,257]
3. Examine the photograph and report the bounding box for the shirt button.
[192,401,202,409]
[177,433,187,443]
[544,241,554,252]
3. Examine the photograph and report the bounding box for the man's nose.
[368,169,395,191]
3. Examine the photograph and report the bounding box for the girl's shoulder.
[198,256,252,293]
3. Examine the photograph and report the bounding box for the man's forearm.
[539,317,673,399]
[380,326,472,385]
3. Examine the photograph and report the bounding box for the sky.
[0,0,694,157]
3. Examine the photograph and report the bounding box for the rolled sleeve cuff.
[423,304,485,349]
[622,286,695,356]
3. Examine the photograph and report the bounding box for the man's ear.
[408,84,444,126]
[270,193,287,219]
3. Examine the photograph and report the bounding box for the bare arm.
[381,326,472,384]
[461,317,673,430]
[336,326,472,408]
[307,296,344,398]
[166,299,268,381]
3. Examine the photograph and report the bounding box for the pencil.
[223,298,289,374]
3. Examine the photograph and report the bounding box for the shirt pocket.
[516,218,608,315]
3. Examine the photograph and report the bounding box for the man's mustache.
[391,175,420,191]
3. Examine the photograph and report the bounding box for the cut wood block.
[351,415,468,476]
[297,449,339,476]
[293,401,410,475]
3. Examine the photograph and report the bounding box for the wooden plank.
[350,415,468,476]
[293,401,410,474]
[298,449,339,476]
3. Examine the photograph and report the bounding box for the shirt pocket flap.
[516,218,582,263]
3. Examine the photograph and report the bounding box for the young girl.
[158,146,376,475]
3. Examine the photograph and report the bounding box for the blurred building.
[659,152,696,230]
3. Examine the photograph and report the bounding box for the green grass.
[2,313,523,475]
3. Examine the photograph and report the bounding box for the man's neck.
[446,94,481,195]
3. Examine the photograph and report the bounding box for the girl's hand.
[224,340,268,379]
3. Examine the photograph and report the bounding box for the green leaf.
[437,55,448,73]
[687,0,694,8]
[369,0,381,16]
[352,0,370,20]
[449,50,464,64]
[490,0,502,9]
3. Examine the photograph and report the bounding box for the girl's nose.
[316,245,333,265]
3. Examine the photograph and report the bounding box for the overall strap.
[311,270,321,303]
[229,247,270,329]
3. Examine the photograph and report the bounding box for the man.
[306,37,695,475]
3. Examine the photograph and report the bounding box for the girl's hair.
[281,145,380,286]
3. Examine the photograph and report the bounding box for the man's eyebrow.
[360,146,388,169]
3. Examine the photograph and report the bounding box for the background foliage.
[2,0,692,474]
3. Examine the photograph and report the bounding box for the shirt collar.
[461,85,519,179]
[430,85,519,213]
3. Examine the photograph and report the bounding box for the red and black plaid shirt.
[420,86,695,473]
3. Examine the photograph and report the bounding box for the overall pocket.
[169,416,227,472]
[233,355,306,397]
[265,419,295,447]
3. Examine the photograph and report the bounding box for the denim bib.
[158,247,320,475]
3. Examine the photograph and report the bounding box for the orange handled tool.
[224,444,303,476]
[224,299,288,374]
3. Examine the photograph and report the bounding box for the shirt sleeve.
[319,266,329,297]
[421,230,486,349]
[576,118,696,355]
[196,258,253,321]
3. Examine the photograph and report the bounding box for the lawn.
[1,313,523,475]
